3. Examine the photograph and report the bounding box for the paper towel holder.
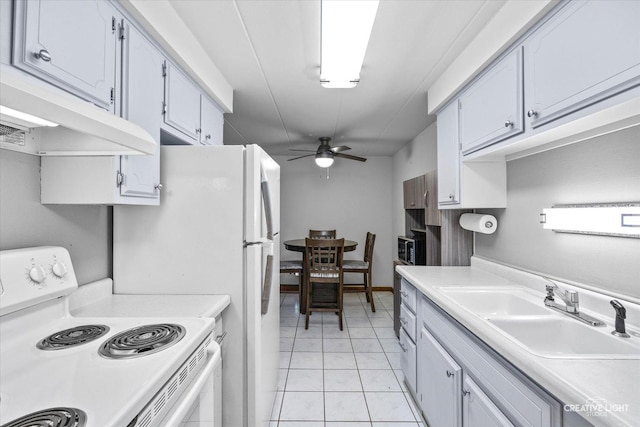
[459,213,497,234]
[540,203,640,238]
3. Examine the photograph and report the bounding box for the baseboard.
[281,285,393,294]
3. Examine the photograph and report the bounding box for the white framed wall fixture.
[540,203,640,238]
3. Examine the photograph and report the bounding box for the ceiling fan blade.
[289,149,317,152]
[330,145,351,153]
[288,153,316,161]
[335,152,367,162]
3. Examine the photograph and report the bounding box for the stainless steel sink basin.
[438,287,552,316]
[488,317,640,359]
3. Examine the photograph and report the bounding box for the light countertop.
[396,263,640,427]
[70,278,231,319]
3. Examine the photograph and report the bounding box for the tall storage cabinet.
[12,0,117,110]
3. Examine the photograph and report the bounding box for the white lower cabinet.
[418,326,462,427]
[412,291,562,427]
[463,373,514,427]
[399,327,417,395]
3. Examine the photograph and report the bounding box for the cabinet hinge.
[112,17,116,33]
[110,88,115,104]
[162,62,167,78]
[162,102,167,115]
[116,171,124,187]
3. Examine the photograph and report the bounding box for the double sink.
[437,287,640,359]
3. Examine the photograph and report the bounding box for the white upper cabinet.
[437,102,460,206]
[200,95,224,146]
[524,0,640,129]
[163,62,202,142]
[119,22,164,201]
[459,48,523,155]
[12,0,117,110]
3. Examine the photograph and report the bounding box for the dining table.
[283,238,358,314]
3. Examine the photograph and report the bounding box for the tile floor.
[272,291,425,427]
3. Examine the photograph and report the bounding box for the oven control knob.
[51,261,68,278]
[29,265,47,284]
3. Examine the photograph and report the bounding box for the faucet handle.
[610,300,630,338]
[566,290,579,304]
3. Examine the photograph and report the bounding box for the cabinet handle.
[34,49,52,62]
[449,194,454,200]
[424,191,428,207]
[205,134,212,140]
[527,109,538,118]
[504,120,513,128]
[155,183,163,191]
[410,201,415,206]
[196,128,202,134]
[463,389,471,397]
[446,370,454,378]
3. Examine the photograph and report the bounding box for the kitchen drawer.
[399,327,417,395]
[400,303,417,342]
[400,278,417,313]
[421,296,561,427]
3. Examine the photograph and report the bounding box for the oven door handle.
[160,342,221,427]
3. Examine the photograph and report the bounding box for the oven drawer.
[400,278,417,313]
[400,303,417,342]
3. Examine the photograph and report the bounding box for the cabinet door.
[463,374,514,427]
[403,178,416,209]
[524,0,640,129]
[200,95,224,145]
[418,326,462,427]
[119,23,163,200]
[437,102,460,206]
[13,0,116,109]
[399,328,417,394]
[424,170,441,226]
[164,62,201,142]
[459,48,523,155]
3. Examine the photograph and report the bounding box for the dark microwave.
[398,236,425,265]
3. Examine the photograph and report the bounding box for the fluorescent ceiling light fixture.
[0,105,58,128]
[315,151,334,168]
[540,203,640,238]
[320,0,379,89]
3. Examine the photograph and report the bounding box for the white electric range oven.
[0,247,221,427]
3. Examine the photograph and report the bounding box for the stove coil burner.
[36,325,110,350]
[1,407,87,427]
[99,323,185,359]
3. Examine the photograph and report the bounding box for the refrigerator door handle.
[261,180,275,240]
[261,254,274,315]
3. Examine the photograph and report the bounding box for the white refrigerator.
[113,145,280,427]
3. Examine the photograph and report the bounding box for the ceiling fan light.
[315,152,334,168]
[320,0,379,89]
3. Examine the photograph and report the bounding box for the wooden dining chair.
[304,238,345,330]
[280,259,304,307]
[343,232,376,312]
[308,229,337,239]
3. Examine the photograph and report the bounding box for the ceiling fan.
[288,137,367,168]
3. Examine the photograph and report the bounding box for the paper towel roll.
[459,213,497,234]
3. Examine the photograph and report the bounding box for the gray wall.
[274,155,393,286]
[392,122,438,255]
[476,126,640,299]
[0,150,112,284]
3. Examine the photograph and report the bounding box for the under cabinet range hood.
[0,71,156,156]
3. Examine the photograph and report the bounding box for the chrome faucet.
[543,278,604,326]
